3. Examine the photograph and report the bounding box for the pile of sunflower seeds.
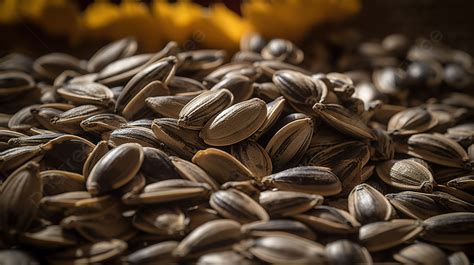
[0,33,473,264]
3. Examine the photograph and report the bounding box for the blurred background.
[0,0,473,57]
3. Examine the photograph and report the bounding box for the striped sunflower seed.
[126,241,178,265]
[170,156,219,191]
[293,206,360,235]
[325,240,373,265]
[86,143,144,196]
[200,98,267,146]
[210,189,269,223]
[230,140,272,178]
[152,118,207,159]
[358,219,424,252]
[0,161,41,238]
[259,190,323,217]
[387,107,438,135]
[146,94,195,119]
[57,82,114,106]
[108,127,162,148]
[376,159,435,192]
[210,75,253,103]
[385,191,447,220]
[421,212,474,244]
[122,80,170,120]
[407,133,471,169]
[122,179,211,206]
[262,166,342,196]
[312,103,375,140]
[80,113,127,135]
[348,184,393,224]
[265,114,313,171]
[172,219,241,259]
[240,234,326,264]
[197,250,255,265]
[40,170,85,196]
[87,37,137,72]
[273,70,326,105]
[241,219,316,240]
[393,243,448,265]
[0,145,43,174]
[115,56,177,112]
[50,104,106,134]
[177,89,234,130]
[192,148,253,184]
[249,96,286,141]
[19,225,78,249]
[447,175,474,193]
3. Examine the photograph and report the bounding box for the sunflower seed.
[132,206,188,236]
[387,107,438,135]
[231,140,272,178]
[173,219,241,259]
[122,80,170,120]
[348,184,393,224]
[376,159,435,192]
[294,206,360,234]
[262,166,342,196]
[385,191,447,220]
[127,241,179,265]
[146,94,195,119]
[87,37,137,72]
[393,242,448,265]
[200,98,267,146]
[421,212,474,244]
[325,240,373,265]
[259,190,323,217]
[358,219,424,251]
[86,143,144,196]
[47,239,127,264]
[210,189,269,223]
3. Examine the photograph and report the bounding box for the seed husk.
[265,114,313,171]
[325,240,373,265]
[47,239,127,265]
[262,166,342,196]
[80,113,126,135]
[259,190,323,217]
[40,170,85,196]
[115,56,177,112]
[210,189,269,223]
[0,161,42,238]
[57,82,114,106]
[273,70,326,105]
[421,212,474,244]
[108,127,162,148]
[376,159,435,192]
[241,219,316,240]
[210,75,253,103]
[19,225,78,249]
[86,143,144,196]
[172,219,241,259]
[241,234,327,264]
[200,98,267,146]
[126,241,179,265]
[446,175,474,193]
[250,96,286,140]
[192,148,253,184]
[293,206,360,234]
[407,133,471,169]
[385,191,447,220]
[358,219,424,252]
[170,156,219,191]
[178,89,233,130]
[87,37,137,72]
[197,250,255,265]
[231,140,272,178]
[50,104,106,134]
[122,80,170,120]
[132,206,188,236]
[393,242,449,265]
[146,94,195,119]
[313,103,375,140]
[387,107,438,135]
[0,145,43,173]
[348,183,393,224]
[82,140,109,179]
[152,118,207,159]
[123,179,211,206]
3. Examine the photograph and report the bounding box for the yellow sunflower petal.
[0,0,20,23]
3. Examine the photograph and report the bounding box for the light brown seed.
[348,184,393,224]
[200,98,267,146]
[358,219,424,252]
[146,94,195,119]
[172,219,241,259]
[230,140,272,178]
[407,133,471,169]
[87,37,137,72]
[210,189,269,223]
[387,107,438,135]
[57,82,114,106]
[122,80,170,120]
[192,148,253,184]
[376,159,435,192]
[393,243,448,265]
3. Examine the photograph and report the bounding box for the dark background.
[1,0,473,58]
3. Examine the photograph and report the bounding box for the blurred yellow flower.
[0,0,360,51]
